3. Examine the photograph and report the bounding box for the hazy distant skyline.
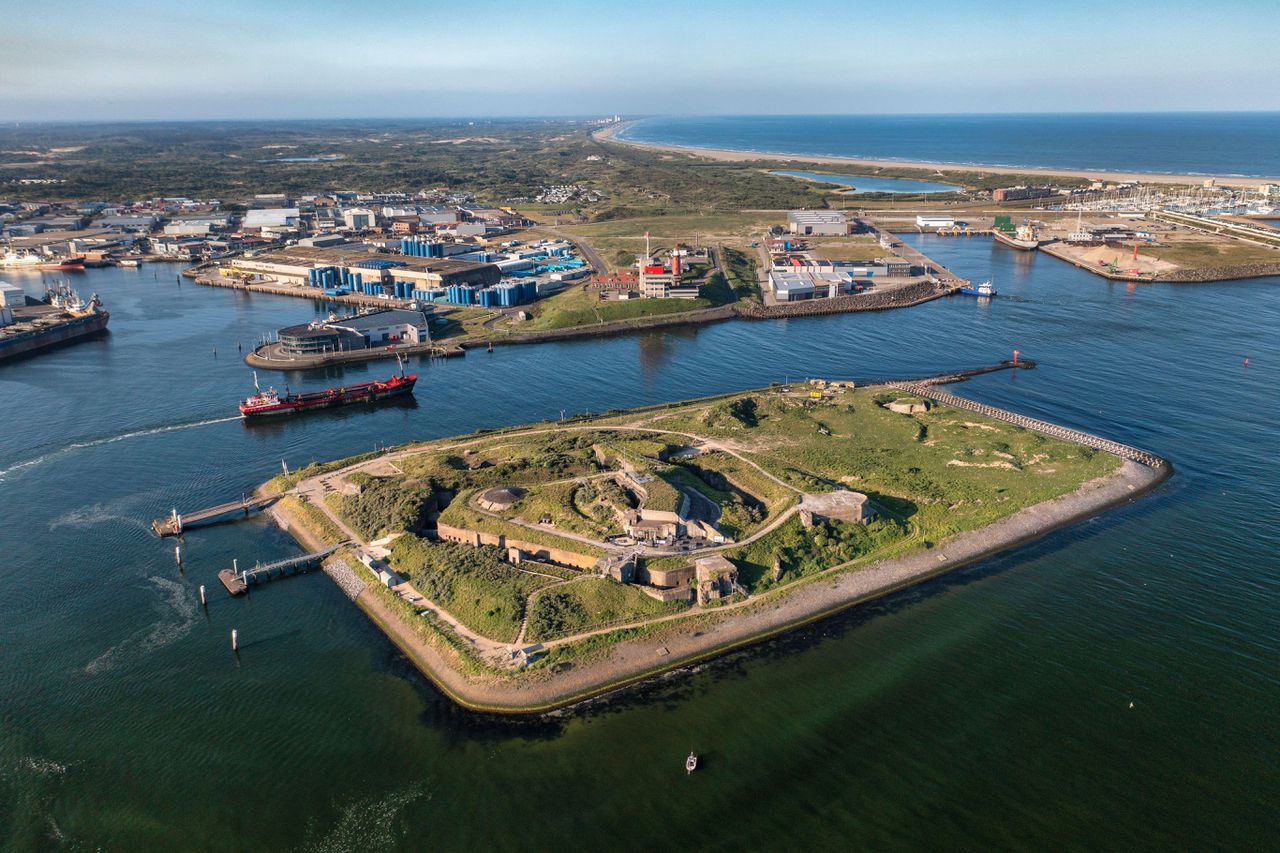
[2,0,1278,121]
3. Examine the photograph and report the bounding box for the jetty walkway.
[218,544,344,596]
[152,495,279,537]
[886,381,1167,468]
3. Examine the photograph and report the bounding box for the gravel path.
[306,459,1168,713]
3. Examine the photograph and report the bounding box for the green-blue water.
[618,113,1280,176]
[1,242,1276,850]
[771,170,961,194]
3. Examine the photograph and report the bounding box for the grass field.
[524,577,687,642]
[520,282,716,331]
[388,537,555,643]
[509,479,619,539]
[561,212,784,271]
[807,236,887,262]
[301,383,1121,659]
[1151,238,1280,267]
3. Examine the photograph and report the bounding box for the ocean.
[0,248,1277,849]
[616,113,1280,177]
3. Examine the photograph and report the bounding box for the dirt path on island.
[284,457,1168,713]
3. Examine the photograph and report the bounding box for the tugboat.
[239,357,417,418]
[957,279,997,298]
[686,751,698,774]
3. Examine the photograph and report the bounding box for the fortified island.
[238,367,1168,713]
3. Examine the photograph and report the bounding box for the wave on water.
[0,415,241,483]
[83,576,198,676]
[50,503,151,531]
[300,782,429,853]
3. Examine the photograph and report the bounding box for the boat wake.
[300,781,429,853]
[0,415,241,482]
[83,576,198,676]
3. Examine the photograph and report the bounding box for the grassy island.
[270,375,1166,712]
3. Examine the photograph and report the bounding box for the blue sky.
[1,0,1277,120]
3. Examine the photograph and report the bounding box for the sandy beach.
[594,123,1280,188]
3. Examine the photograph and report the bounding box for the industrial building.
[243,208,300,229]
[342,208,377,230]
[769,270,857,302]
[992,186,1057,202]
[787,210,850,236]
[635,238,699,299]
[916,215,957,229]
[232,246,501,296]
[276,308,432,356]
[0,281,26,327]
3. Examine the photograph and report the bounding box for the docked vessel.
[0,282,109,361]
[993,223,1040,251]
[957,280,997,297]
[1,250,87,270]
[239,360,417,418]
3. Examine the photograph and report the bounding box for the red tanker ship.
[239,360,417,418]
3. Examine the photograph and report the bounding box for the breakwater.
[736,281,949,320]
[483,303,737,346]
[886,381,1168,469]
[1157,262,1280,282]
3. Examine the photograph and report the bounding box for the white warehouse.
[788,210,850,236]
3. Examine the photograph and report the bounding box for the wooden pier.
[151,495,279,537]
[217,545,344,596]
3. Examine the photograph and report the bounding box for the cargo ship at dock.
[992,223,1040,251]
[0,282,109,362]
[2,250,87,270]
[239,360,417,418]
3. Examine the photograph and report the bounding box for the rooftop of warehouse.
[248,246,494,273]
[329,309,431,331]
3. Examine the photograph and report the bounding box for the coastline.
[594,123,1280,188]
[270,393,1171,715]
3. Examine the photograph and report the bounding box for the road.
[532,225,607,274]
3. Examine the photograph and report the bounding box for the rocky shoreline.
[1156,262,1280,282]
[735,281,949,319]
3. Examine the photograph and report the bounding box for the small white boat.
[686,752,698,774]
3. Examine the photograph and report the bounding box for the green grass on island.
[288,382,1121,674]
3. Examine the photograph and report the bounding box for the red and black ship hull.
[240,375,417,418]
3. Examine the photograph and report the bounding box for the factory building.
[276,308,432,355]
[243,208,300,229]
[787,210,850,236]
[0,281,26,327]
[342,208,377,230]
[769,270,857,302]
[233,246,500,294]
[636,236,699,299]
[992,186,1056,202]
